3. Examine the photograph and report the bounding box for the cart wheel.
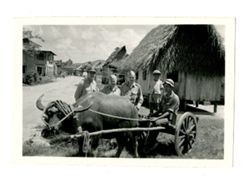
[175,112,197,156]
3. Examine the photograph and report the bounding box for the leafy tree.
[23,30,44,51]
[23,30,45,42]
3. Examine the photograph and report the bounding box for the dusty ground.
[23,76,224,159]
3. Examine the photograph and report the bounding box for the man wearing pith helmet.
[160,79,179,114]
[145,78,180,152]
[149,70,164,115]
[74,68,99,101]
[150,78,180,118]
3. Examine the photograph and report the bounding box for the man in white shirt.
[149,70,164,115]
[74,68,99,101]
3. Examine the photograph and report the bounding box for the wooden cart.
[49,110,198,157]
[137,111,198,156]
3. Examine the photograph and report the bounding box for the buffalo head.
[36,94,91,138]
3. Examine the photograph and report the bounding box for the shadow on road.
[138,141,177,158]
[178,105,214,116]
[152,141,177,156]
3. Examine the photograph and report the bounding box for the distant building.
[55,60,65,75]
[74,65,84,76]
[55,60,63,68]
[61,65,75,75]
[64,59,73,66]
[91,60,105,73]
[102,46,128,74]
[23,38,57,79]
[23,50,57,77]
[102,46,128,84]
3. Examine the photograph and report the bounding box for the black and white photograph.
[2,0,250,180]
[17,18,234,165]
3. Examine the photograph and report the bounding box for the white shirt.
[150,79,163,95]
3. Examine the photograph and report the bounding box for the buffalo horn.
[36,94,45,111]
[73,103,92,113]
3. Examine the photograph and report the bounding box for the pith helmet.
[153,70,161,75]
[164,79,174,87]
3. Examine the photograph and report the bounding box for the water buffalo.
[36,92,139,157]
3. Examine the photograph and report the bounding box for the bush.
[23,73,42,85]
[23,73,34,85]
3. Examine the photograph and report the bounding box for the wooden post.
[214,102,217,113]
[180,100,187,111]
[183,100,187,111]
[195,101,199,108]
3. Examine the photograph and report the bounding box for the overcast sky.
[24,25,156,63]
[24,25,224,63]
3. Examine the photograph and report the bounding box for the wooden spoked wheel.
[175,112,197,156]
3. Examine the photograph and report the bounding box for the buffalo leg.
[115,135,125,157]
[90,136,99,157]
[133,136,139,158]
[127,132,139,158]
[143,131,159,154]
[118,132,139,158]
[77,137,85,156]
[115,145,124,157]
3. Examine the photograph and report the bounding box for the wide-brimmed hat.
[153,70,161,75]
[164,79,174,87]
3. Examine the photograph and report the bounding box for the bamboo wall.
[137,69,224,101]
[178,72,224,101]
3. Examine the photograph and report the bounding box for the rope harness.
[82,131,90,157]
[88,109,147,122]
[42,100,74,128]
[41,99,172,157]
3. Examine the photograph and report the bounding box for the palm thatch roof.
[91,60,105,69]
[103,46,128,69]
[120,25,225,76]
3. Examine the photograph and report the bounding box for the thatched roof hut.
[103,46,128,70]
[101,46,128,84]
[120,25,224,77]
[91,60,105,73]
[119,25,225,108]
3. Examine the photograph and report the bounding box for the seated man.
[144,79,180,153]
[150,79,180,124]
